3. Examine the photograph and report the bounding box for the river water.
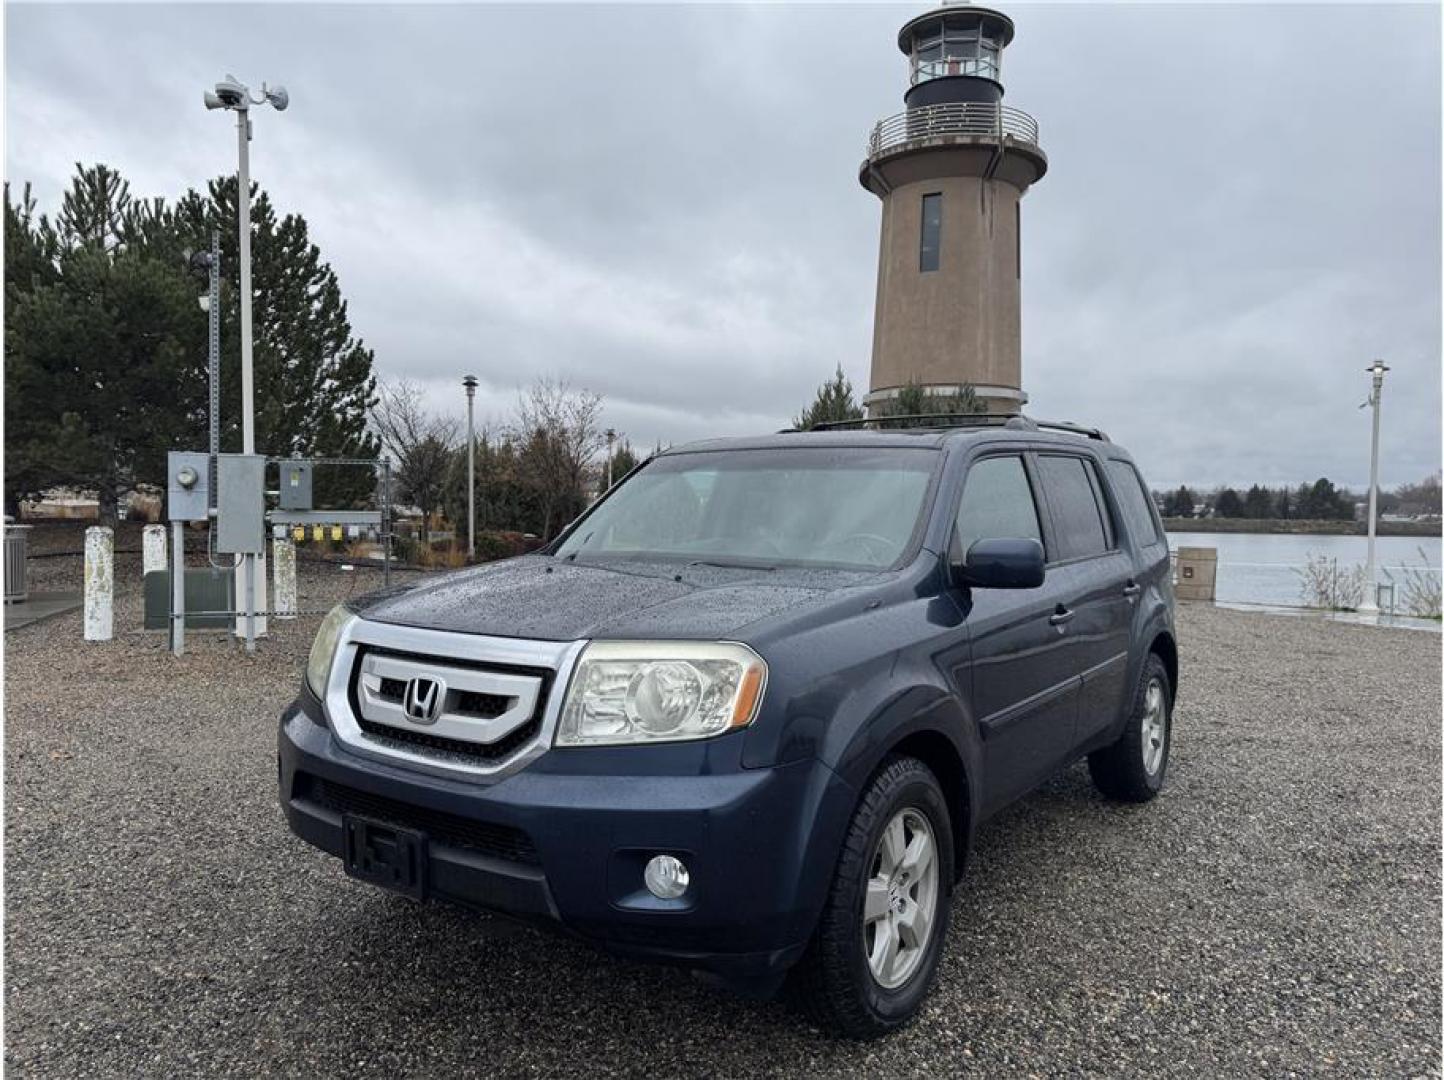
[1166,531,1442,610]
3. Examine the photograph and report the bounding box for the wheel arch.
[1149,629,1178,703]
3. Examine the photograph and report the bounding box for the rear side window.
[1037,455,1111,561]
[955,456,1043,557]
[1106,460,1162,547]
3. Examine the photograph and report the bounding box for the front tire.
[1088,652,1172,802]
[792,756,954,1039]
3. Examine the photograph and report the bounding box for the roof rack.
[787,413,1111,442]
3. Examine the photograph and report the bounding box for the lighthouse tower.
[861,3,1047,415]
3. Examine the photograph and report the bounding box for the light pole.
[463,375,478,559]
[205,75,287,647]
[605,428,617,491]
[1358,359,1390,615]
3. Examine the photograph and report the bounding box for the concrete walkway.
[3,591,82,631]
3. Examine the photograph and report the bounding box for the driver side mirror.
[951,536,1046,589]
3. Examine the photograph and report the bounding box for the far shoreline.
[1162,517,1441,538]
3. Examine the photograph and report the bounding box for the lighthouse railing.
[867,102,1040,158]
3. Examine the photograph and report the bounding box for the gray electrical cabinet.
[167,451,212,522]
[143,567,235,630]
[217,454,266,554]
[278,458,313,510]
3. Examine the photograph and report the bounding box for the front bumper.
[279,690,856,980]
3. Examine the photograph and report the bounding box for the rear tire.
[791,756,954,1039]
[1088,652,1172,802]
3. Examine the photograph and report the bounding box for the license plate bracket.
[342,814,428,900]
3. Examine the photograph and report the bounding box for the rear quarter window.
[1106,459,1163,547]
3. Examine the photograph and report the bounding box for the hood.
[351,555,876,641]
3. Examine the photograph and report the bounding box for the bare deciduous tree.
[511,377,605,538]
[371,380,458,543]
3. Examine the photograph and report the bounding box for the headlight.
[306,605,354,697]
[556,641,766,746]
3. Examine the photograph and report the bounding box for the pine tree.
[794,365,864,430]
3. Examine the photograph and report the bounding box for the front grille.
[357,715,541,761]
[347,645,554,772]
[295,773,540,865]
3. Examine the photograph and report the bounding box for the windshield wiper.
[686,558,776,572]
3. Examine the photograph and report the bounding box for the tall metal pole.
[606,428,616,490]
[1359,360,1389,615]
[236,109,259,650]
[463,376,477,560]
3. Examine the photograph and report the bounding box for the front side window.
[1036,455,1112,561]
[920,192,942,272]
[553,447,940,571]
[955,455,1042,558]
[1106,459,1163,547]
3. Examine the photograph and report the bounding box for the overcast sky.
[6,2,1441,489]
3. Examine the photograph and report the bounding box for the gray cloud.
[7,2,1439,489]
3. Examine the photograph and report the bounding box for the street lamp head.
[1366,359,1391,376]
[462,375,478,395]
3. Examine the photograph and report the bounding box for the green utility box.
[142,568,236,631]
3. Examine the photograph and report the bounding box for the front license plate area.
[343,814,428,900]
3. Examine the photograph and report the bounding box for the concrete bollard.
[84,525,114,641]
[142,524,167,576]
[273,537,297,619]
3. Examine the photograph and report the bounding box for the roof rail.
[804,413,1019,432]
[782,413,1110,441]
[1032,419,1110,442]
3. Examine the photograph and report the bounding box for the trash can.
[1174,546,1217,602]
[4,523,32,604]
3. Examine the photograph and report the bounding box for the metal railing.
[867,102,1040,159]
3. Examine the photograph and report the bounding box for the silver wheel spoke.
[864,878,891,923]
[871,918,899,977]
[900,830,934,879]
[897,898,932,951]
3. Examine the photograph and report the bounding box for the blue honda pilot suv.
[280,415,1177,1037]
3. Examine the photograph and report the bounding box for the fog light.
[643,854,690,899]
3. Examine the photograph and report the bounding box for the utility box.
[1175,546,1217,602]
[143,567,235,630]
[217,454,266,554]
[167,451,212,523]
[278,459,313,511]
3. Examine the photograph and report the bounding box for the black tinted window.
[955,456,1042,556]
[1106,460,1162,547]
[1037,455,1110,560]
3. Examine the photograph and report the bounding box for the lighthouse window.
[920,193,942,272]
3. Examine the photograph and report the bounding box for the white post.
[83,526,113,642]
[171,521,186,656]
[142,524,167,575]
[1359,360,1389,615]
[273,536,297,619]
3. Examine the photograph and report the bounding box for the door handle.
[1123,582,1142,598]
[1049,606,1075,626]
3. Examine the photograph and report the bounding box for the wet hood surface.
[350,555,876,641]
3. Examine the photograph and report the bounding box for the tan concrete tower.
[862,3,1047,415]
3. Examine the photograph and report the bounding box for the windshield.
[553,446,939,570]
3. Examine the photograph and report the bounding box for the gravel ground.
[4,549,1440,1078]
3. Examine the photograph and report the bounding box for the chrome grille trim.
[356,652,542,744]
[323,617,586,783]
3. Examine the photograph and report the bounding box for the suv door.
[945,453,1081,815]
[1032,453,1134,746]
